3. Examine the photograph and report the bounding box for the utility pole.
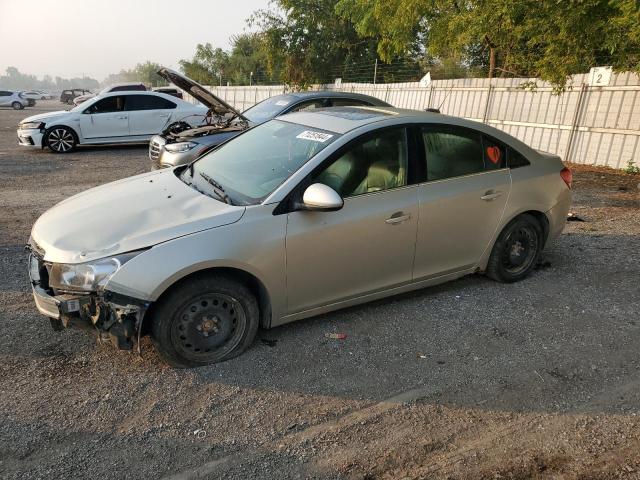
[373,59,378,85]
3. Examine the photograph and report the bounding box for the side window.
[482,136,506,170]
[85,96,125,114]
[312,128,408,198]
[508,147,531,168]
[125,95,176,111]
[290,99,327,112]
[0,91,10,97]
[421,127,484,181]
[330,98,371,107]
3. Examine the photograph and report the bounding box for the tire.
[41,96,46,100]
[11,101,23,110]
[151,274,259,368]
[44,126,78,153]
[67,99,74,105]
[486,214,543,283]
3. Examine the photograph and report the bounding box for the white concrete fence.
[184,71,640,169]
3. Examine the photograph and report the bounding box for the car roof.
[277,90,390,105]
[278,107,445,134]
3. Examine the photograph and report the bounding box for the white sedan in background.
[17,91,207,153]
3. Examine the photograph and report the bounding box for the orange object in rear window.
[486,146,502,164]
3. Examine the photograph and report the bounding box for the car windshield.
[184,120,339,205]
[242,96,296,123]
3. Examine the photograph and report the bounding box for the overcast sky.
[0,0,271,80]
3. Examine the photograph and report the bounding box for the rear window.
[125,95,176,110]
[508,148,531,168]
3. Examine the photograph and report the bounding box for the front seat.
[315,151,366,196]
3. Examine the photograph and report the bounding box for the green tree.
[179,43,230,85]
[250,0,381,86]
[336,0,640,89]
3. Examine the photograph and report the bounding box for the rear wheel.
[151,275,259,368]
[11,101,23,110]
[486,214,543,283]
[44,126,78,153]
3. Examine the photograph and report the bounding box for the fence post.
[384,85,390,103]
[482,84,493,123]
[565,83,587,162]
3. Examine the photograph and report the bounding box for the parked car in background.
[73,82,147,106]
[149,67,391,169]
[22,91,43,100]
[35,90,54,100]
[0,90,29,109]
[153,86,183,99]
[17,91,207,152]
[60,89,92,105]
[26,106,572,367]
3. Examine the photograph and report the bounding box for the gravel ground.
[1,101,639,479]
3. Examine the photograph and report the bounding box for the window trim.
[274,124,414,214]
[416,123,511,184]
[83,95,126,114]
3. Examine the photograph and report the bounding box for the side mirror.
[300,183,343,211]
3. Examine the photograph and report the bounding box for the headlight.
[48,251,143,292]
[19,121,45,130]
[164,141,198,153]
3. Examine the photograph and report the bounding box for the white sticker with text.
[275,100,290,106]
[296,130,334,142]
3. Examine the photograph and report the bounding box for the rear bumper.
[546,189,572,245]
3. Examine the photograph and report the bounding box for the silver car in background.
[27,107,571,367]
[148,67,391,170]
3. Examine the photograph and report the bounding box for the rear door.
[79,95,129,139]
[125,94,176,136]
[413,125,511,280]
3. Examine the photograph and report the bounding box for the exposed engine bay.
[161,113,248,144]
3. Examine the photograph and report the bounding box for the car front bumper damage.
[28,253,149,350]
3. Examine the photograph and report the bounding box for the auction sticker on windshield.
[296,131,334,142]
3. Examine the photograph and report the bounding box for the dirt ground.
[0,101,639,479]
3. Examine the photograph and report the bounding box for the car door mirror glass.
[301,183,343,211]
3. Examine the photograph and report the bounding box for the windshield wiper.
[199,172,233,205]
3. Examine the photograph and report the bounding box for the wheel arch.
[144,266,272,334]
[42,124,81,148]
[479,209,550,271]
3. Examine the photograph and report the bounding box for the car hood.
[31,169,245,264]
[157,67,248,121]
[20,110,70,124]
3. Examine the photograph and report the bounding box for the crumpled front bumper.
[28,253,149,349]
[17,128,44,148]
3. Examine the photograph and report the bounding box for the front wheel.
[11,101,23,110]
[151,275,259,368]
[486,214,543,283]
[44,126,77,153]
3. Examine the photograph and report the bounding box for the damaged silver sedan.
[27,107,571,368]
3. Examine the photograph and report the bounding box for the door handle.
[480,190,502,201]
[116,115,128,120]
[385,212,411,224]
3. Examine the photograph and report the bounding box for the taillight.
[560,167,572,189]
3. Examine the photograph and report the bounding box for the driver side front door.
[284,126,418,315]
[79,95,129,139]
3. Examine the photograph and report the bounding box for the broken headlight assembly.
[48,251,143,292]
[164,141,198,153]
[19,121,45,130]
